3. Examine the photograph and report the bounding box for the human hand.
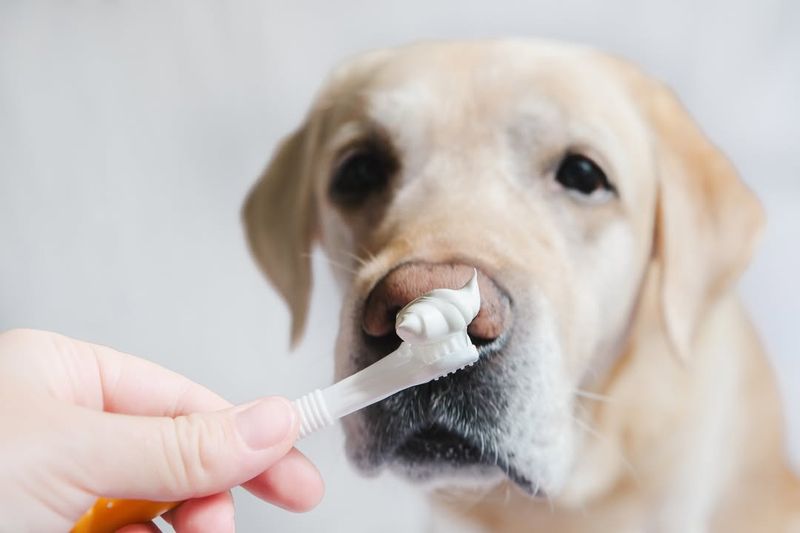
[0,329,324,532]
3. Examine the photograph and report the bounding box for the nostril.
[362,331,403,364]
[467,332,495,348]
[466,292,511,344]
[362,303,402,338]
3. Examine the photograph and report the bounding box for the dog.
[243,39,800,532]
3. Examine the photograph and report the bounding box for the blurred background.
[1,1,797,531]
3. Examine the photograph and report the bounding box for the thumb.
[75,397,299,501]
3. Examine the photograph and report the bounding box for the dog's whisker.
[358,243,378,264]
[338,248,370,267]
[492,442,500,478]
[305,253,360,276]
[448,480,497,513]
[572,388,615,403]
[570,411,640,484]
[438,478,499,511]
[546,490,555,514]
[327,251,365,274]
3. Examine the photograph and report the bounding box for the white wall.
[1,1,797,531]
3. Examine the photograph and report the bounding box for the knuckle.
[159,413,234,495]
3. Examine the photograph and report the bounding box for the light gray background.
[1,1,797,532]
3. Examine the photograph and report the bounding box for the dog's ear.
[645,84,765,360]
[243,123,317,347]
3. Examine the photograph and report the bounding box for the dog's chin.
[389,461,505,494]
[386,425,544,497]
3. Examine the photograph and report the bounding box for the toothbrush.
[72,270,481,533]
[295,269,481,437]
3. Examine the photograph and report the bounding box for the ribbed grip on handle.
[293,389,334,439]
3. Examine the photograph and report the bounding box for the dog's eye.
[555,154,615,200]
[329,146,395,207]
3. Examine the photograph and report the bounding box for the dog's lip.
[391,424,541,496]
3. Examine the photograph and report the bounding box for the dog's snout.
[362,262,511,343]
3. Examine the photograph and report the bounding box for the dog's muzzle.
[345,261,541,494]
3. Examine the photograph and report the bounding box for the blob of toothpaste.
[395,270,482,344]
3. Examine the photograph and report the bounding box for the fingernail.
[235,397,296,449]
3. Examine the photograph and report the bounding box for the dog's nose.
[362,263,511,344]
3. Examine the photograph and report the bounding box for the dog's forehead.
[321,41,639,131]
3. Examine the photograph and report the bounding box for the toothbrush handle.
[319,343,424,419]
[294,389,335,438]
[292,349,416,438]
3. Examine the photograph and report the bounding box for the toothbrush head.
[394,269,481,380]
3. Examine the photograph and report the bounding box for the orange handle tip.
[71,498,179,533]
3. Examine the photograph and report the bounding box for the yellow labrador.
[243,40,799,532]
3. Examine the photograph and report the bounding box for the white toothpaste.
[395,274,482,344]
[294,269,481,438]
